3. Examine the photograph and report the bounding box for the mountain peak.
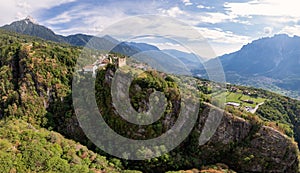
[24,15,37,24]
[1,17,66,43]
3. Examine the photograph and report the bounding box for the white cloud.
[222,0,300,37]
[225,0,300,18]
[196,12,237,24]
[183,11,250,26]
[192,26,252,57]
[196,4,213,9]
[48,11,126,35]
[224,0,300,37]
[181,0,193,6]
[280,25,300,36]
[44,1,165,35]
[27,0,76,9]
[17,2,31,10]
[0,0,76,25]
[263,16,299,26]
[195,27,250,45]
[161,7,185,17]
[46,12,73,24]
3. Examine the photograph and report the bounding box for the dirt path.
[250,102,264,114]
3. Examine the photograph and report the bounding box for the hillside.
[0,29,299,172]
[0,119,127,173]
[0,29,142,173]
[200,34,300,99]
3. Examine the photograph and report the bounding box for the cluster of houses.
[229,86,258,97]
[226,100,256,113]
[226,102,240,107]
[226,87,260,113]
[82,54,127,77]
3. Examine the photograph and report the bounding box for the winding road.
[250,102,264,114]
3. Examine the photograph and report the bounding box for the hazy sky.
[1,0,300,57]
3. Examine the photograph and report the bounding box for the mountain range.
[1,17,201,72]
[199,34,300,99]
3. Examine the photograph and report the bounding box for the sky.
[1,0,300,58]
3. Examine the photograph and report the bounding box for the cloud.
[280,25,300,36]
[182,11,251,27]
[224,0,300,37]
[262,16,299,26]
[44,1,165,35]
[29,0,76,9]
[224,0,300,18]
[161,7,185,17]
[195,12,238,24]
[0,0,76,25]
[16,2,31,10]
[192,27,251,57]
[196,4,213,9]
[181,0,193,6]
[195,27,250,44]
[46,11,73,24]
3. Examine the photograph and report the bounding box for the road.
[250,102,264,114]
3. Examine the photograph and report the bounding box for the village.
[223,85,265,113]
[80,54,127,77]
[80,53,150,78]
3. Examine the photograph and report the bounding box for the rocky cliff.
[198,103,299,172]
[93,65,299,172]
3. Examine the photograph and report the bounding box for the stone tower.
[117,57,126,67]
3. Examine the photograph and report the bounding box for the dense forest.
[0,29,300,172]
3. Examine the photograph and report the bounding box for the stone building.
[116,57,126,67]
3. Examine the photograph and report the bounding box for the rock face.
[246,126,298,172]
[197,103,299,172]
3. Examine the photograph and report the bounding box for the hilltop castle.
[82,54,127,77]
[116,56,126,67]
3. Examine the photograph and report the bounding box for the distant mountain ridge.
[2,16,66,43]
[1,17,204,72]
[163,49,203,70]
[1,17,141,56]
[219,34,300,78]
[201,34,300,99]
